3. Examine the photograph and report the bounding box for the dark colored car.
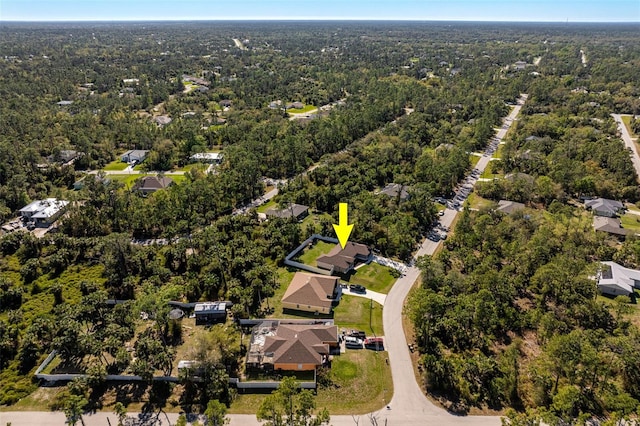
[349,284,366,293]
[349,330,367,339]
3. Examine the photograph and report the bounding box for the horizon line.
[1,18,639,23]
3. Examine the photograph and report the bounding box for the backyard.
[296,240,335,267]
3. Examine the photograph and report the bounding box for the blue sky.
[1,0,638,22]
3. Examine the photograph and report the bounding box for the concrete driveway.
[341,286,387,306]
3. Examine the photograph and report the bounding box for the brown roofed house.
[316,242,372,275]
[247,320,338,371]
[133,176,174,195]
[281,272,340,314]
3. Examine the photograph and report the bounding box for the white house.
[189,152,223,164]
[597,261,640,296]
[19,198,69,228]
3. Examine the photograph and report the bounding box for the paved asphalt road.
[1,96,528,426]
[612,113,640,183]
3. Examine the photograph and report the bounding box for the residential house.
[19,198,69,228]
[281,272,341,314]
[596,261,640,296]
[48,150,82,165]
[56,100,73,106]
[153,115,172,126]
[133,176,174,195]
[246,320,338,371]
[316,242,372,275]
[189,152,224,164]
[514,61,527,70]
[181,74,210,86]
[379,183,410,201]
[219,99,233,108]
[194,302,227,325]
[497,200,525,215]
[593,216,629,238]
[585,198,625,217]
[269,100,283,109]
[265,203,309,221]
[120,150,149,163]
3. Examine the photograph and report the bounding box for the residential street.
[611,113,640,182]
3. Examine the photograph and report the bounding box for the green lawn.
[107,174,147,187]
[257,199,276,213]
[169,174,187,184]
[621,213,640,233]
[264,267,297,318]
[466,192,495,210]
[469,154,481,167]
[108,173,186,186]
[287,105,316,114]
[480,166,503,180]
[333,296,383,336]
[296,241,335,267]
[103,160,128,171]
[317,350,392,414]
[343,263,396,294]
[174,163,207,173]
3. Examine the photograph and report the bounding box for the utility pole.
[369,297,373,332]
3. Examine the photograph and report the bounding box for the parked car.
[349,330,366,339]
[364,337,384,350]
[349,284,366,293]
[345,336,363,348]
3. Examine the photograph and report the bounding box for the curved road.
[1,96,527,426]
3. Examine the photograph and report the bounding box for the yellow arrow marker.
[332,202,354,249]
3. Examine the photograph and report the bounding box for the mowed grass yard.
[103,160,128,171]
[621,212,640,233]
[287,105,316,114]
[343,263,396,294]
[333,296,383,336]
[108,173,187,187]
[466,192,495,210]
[296,241,335,267]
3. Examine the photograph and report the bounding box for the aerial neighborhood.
[1,17,640,426]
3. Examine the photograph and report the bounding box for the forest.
[0,20,640,422]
